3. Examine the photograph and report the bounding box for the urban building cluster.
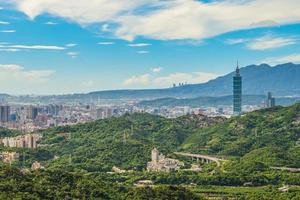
[0,134,41,148]
[147,148,183,172]
[141,105,263,118]
[0,104,136,132]
[0,98,274,132]
[0,63,279,131]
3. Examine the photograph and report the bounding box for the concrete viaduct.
[174,152,224,167]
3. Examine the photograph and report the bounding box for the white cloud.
[0,64,55,83]
[128,43,151,47]
[45,21,58,25]
[10,0,152,23]
[262,54,300,65]
[123,71,218,88]
[123,74,151,86]
[0,44,66,50]
[98,42,115,45]
[137,51,149,54]
[0,30,16,33]
[115,0,300,40]
[82,80,95,88]
[225,38,249,45]
[24,70,55,82]
[176,39,204,46]
[8,0,300,41]
[101,24,110,32]
[67,52,79,58]
[0,48,20,52]
[246,35,297,50]
[151,67,162,73]
[66,43,77,47]
[0,21,10,25]
[11,45,66,50]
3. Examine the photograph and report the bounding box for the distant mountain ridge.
[138,95,300,107]
[87,62,300,99]
[1,63,300,103]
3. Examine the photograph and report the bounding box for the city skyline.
[0,0,300,94]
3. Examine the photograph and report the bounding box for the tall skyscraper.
[0,105,10,123]
[27,106,38,120]
[233,62,242,115]
[266,92,276,108]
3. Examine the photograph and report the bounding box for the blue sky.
[0,0,300,95]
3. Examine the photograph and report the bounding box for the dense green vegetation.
[31,103,300,173]
[183,104,300,168]
[0,127,20,137]
[0,164,205,199]
[1,103,300,199]
[33,113,224,172]
[0,164,299,199]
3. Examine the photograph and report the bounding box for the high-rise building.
[46,104,61,116]
[27,106,38,120]
[233,62,242,115]
[0,106,10,122]
[266,92,276,108]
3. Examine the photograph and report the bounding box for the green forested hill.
[37,113,224,172]
[182,103,300,168]
[1,104,300,199]
[32,103,300,172]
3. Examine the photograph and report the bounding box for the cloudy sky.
[0,0,300,94]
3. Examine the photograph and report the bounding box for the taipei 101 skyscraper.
[233,61,242,116]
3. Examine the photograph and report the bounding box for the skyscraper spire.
[236,60,240,75]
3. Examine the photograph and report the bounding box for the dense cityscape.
[0,66,277,132]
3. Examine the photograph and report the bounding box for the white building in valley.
[147,148,183,172]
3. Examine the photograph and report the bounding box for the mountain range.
[138,95,300,107]
[86,62,300,99]
[1,63,299,103]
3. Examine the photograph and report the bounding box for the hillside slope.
[36,113,224,172]
[31,104,300,172]
[182,103,300,167]
[5,103,299,173]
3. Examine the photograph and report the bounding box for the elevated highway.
[174,152,225,167]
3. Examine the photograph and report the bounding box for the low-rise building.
[112,166,126,173]
[1,134,41,149]
[31,161,44,170]
[0,152,19,164]
[147,148,183,172]
[134,180,154,187]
